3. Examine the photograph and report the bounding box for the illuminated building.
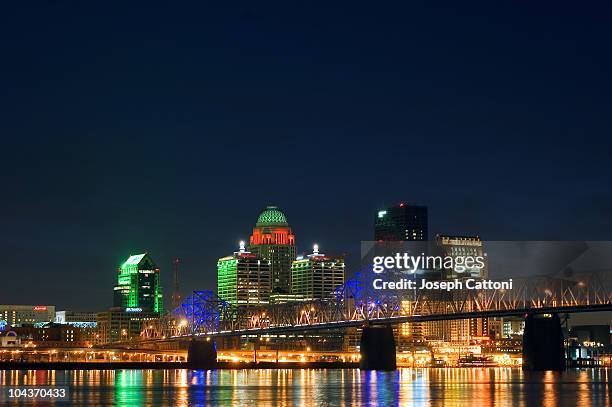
[375,202,428,348]
[375,202,429,348]
[399,301,425,347]
[427,310,489,343]
[54,311,98,328]
[0,331,20,347]
[375,202,428,241]
[567,325,611,367]
[11,323,83,344]
[217,242,271,307]
[269,290,305,304]
[502,317,525,338]
[291,245,345,300]
[113,253,163,314]
[488,318,504,339]
[398,322,425,344]
[570,325,611,348]
[96,308,159,343]
[469,318,489,338]
[435,234,487,279]
[0,305,56,326]
[435,234,488,341]
[249,206,296,292]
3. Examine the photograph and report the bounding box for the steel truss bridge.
[141,269,612,341]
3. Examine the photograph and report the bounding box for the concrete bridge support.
[188,339,217,368]
[522,313,565,371]
[359,325,396,370]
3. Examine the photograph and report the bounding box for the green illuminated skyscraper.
[217,243,271,307]
[113,253,164,314]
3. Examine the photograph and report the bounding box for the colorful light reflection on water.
[0,368,609,406]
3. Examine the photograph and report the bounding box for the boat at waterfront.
[457,354,497,367]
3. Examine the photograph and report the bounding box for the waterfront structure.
[96,308,159,343]
[291,245,345,300]
[570,325,611,348]
[375,202,428,241]
[113,253,163,314]
[9,323,92,346]
[0,331,20,347]
[567,325,611,367]
[217,242,271,307]
[249,206,296,292]
[0,305,56,327]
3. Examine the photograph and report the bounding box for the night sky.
[1,2,611,313]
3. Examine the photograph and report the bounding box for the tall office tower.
[434,234,487,279]
[217,242,271,307]
[374,202,428,241]
[376,203,428,350]
[113,253,164,314]
[249,206,296,292]
[291,245,345,300]
[435,234,488,341]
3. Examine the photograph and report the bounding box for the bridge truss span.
[142,269,612,339]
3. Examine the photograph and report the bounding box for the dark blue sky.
[1,2,611,311]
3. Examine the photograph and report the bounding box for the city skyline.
[2,2,612,314]
[1,3,612,401]
[3,200,612,319]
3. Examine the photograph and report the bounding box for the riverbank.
[0,361,360,370]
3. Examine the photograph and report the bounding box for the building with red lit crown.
[249,206,296,293]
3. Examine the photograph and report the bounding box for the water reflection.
[0,368,609,406]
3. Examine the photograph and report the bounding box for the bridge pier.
[522,313,565,371]
[187,339,217,368]
[359,325,396,370]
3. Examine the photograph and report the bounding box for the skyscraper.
[374,202,428,241]
[291,245,345,300]
[217,242,271,307]
[249,206,296,292]
[435,234,487,279]
[113,253,163,314]
[435,234,488,341]
[374,203,428,350]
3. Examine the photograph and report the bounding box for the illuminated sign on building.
[125,307,143,312]
[0,320,6,331]
[32,306,48,311]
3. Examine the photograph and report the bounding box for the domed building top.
[256,206,289,226]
